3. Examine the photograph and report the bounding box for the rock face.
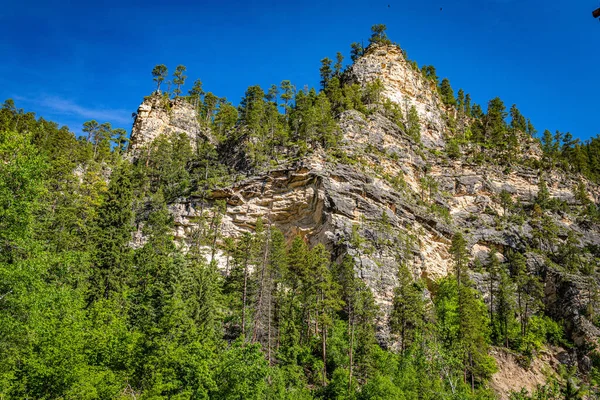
[490,346,562,400]
[347,44,449,149]
[129,93,215,153]
[130,43,600,387]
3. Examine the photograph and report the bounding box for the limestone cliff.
[129,43,600,390]
[347,44,448,149]
[129,92,215,153]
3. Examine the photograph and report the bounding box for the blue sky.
[1,0,599,141]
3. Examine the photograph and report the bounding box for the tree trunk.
[242,252,249,339]
[321,291,327,386]
[348,310,355,393]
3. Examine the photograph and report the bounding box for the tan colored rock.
[490,347,561,400]
[129,92,214,153]
[347,44,448,149]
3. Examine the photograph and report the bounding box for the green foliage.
[350,42,364,61]
[406,106,421,143]
[172,64,187,97]
[88,162,134,301]
[439,78,456,106]
[152,64,168,92]
[1,23,598,398]
[369,24,391,46]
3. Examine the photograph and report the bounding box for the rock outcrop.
[347,44,448,148]
[129,92,215,153]
[129,43,600,390]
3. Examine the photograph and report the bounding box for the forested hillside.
[1,25,600,399]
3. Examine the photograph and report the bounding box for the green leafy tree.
[212,340,269,399]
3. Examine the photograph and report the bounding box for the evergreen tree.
[279,80,295,115]
[152,64,168,92]
[202,92,219,123]
[450,232,469,288]
[536,176,551,209]
[112,128,129,154]
[509,104,527,133]
[172,65,187,97]
[406,105,421,143]
[350,42,364,61]
[465,93,472,116]
[369,24,391,45]
[485,97,509,155]
[319,57,333,90]
[188,78,204,108]
[439,78,456,106]
[457,89,465,113]
[495,268,516,348]
[390,262,424,352]
[89,162,134,301]
[333,52,344,77]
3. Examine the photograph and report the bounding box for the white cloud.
[13,95,132,126]
[39,96,131,125]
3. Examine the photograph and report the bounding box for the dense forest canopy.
[1,25,599,399]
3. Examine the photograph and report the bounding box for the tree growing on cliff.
[333,52,344,77]
[173,65,187,97]
[279,80,294,115]
[369,24,391,46]
[439,78,456,106]
[350,42,364,61]
[406,106,421,143]
[319,58,333,90]
[188,79,204,108]
[152,64,168,93]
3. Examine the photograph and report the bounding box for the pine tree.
[152,64,168,92]
[89,162,134,301]
[172,65,187,97]
[333,52,344,77]
[485,251,500,339]
[188,79,204,109]
[390,262,424,352]
[309,243,340,385]
[509,104,527,133]
[457,89,465,114]
[485,97,508,155]
[450,232,469,288]
[350,42,364,61]
[536,176,551,209]
[369,24,390,45]
[319,57,333,90]
[439,78,456,106]
[279,80,295,115]
[495,268,516,348]
[406,106,421,143]
[465,93,472,116]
